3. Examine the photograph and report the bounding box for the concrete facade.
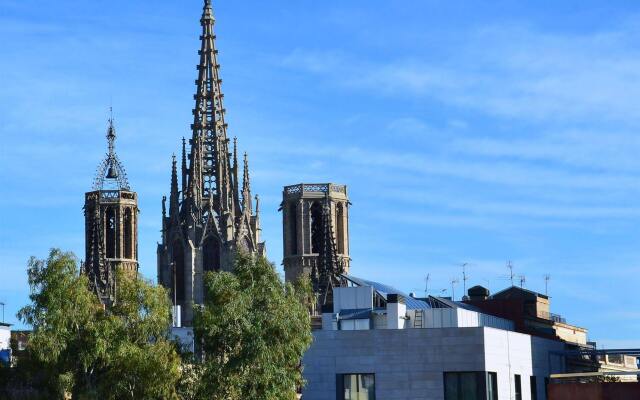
[303,327,564,400]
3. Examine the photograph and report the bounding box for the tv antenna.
[544,274,551,296]
[425,274,430,298]
[450,278,459,301]
[460,262,471,297]
[507,260,515,286]
[518,275,526,288]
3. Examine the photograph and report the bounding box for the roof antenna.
[450,278,459,301]
[460,262,471,296]
[507,260,515,286]
[544,274,551,296]
[425,273,430,298]
[518,275,526,288]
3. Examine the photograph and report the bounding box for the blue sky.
[2,0,640,346]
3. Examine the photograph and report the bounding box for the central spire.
[187,0,231,214]
[158,0,266,327]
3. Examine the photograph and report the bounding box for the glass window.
[487,372,498,400]
[444,372,485,400]
[530,376,537,400]
[341,374,375,400]
[514,375,522,400]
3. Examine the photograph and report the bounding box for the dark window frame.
[514,374,522,400]
[487,372,498,400]
[530,376,537,400]
[336,373,376,400]
[443,371,488,400]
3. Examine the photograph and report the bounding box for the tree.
[193,254,313,400]
[17,249,181,399]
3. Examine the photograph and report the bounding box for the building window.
[338,374,375,400]
[202,235,221,272]
[487,372,498,400]
[123,208,133,259]
[530,376,537,400]
[444,372,486,400]
[172,241,185,303]
[310,201,323,254]
[514,374,522,400]
[105,207,116,258]
[288,202,298,255]
[336,202,345,254]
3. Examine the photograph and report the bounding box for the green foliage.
[193,254,313,400]
[17,249,180,399]
[176,361,204,400]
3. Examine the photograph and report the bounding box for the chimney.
[386,294,406,329]
[468,286,490,301]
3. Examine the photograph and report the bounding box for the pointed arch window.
[336,202,345,254]
[310,201,323,254]
[172,241,185,303]
[105,207,116,258]
[289,202,298,255]
[203,235,221,272]
[123,208,133,259]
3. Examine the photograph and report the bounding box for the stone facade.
[281,183,350,284]
[84,117,138,305]
[157,0,264,326]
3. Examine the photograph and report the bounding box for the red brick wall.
[549,383,640,400]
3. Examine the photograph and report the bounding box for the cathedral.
[82,0,347,320]
[156,0,265,326]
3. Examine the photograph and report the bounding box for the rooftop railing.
[284,183,346,196]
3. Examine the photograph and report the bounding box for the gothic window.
[336,202,345,254]
[105,207,116,258]
[172,241,185,303]
[310,201,323,254]
[289,202,298,255]
[203,235,221,272]
[123,208,133,259]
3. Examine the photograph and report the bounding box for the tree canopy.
[193,254,313,400]
[17,249,181,399]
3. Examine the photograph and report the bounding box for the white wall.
[484,328,564,400]
[303,326,566,400]
[0,326,10,350]
[333,286,373,313]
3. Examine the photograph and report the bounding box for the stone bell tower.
[281,183,350,286]
[84,114,138,305]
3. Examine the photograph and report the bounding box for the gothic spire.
[181,137,187,201]
[93,111,130,191]
[242,152,252,213]
[232,137,240,211]
[187,0,231,214]
[169,154,179,219]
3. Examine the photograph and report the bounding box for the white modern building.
[0,323,10,350]
[302,276,566,400]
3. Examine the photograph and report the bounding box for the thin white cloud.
[281,22,640,124]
